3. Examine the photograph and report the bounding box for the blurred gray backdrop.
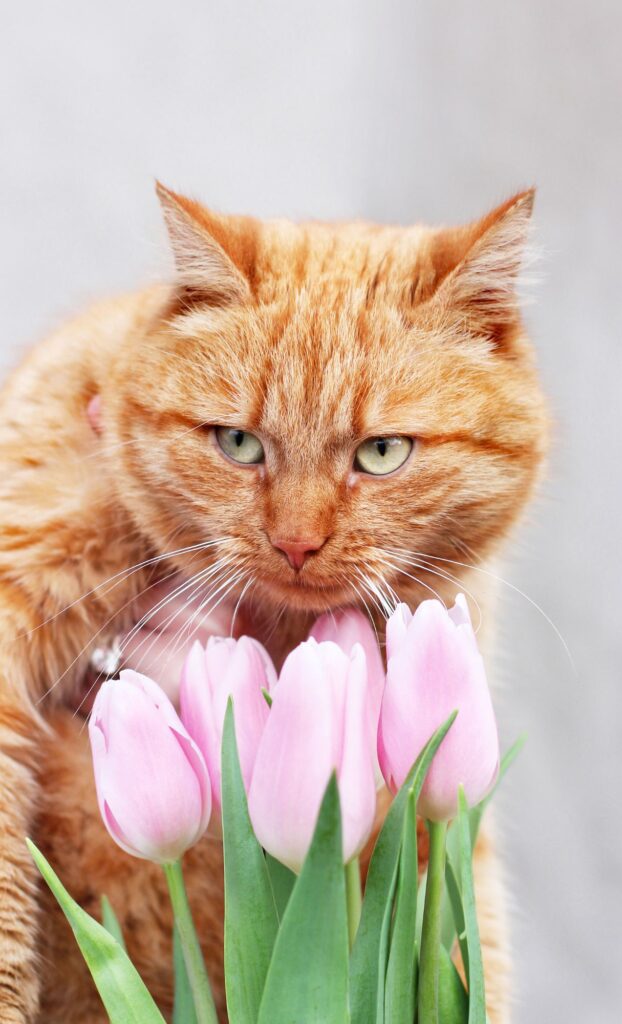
[1,2,620,1020]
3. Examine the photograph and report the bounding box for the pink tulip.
[379,595,499,821]
[247,639,377,873]
[309,606,385,731]
[180,635,276,811]
[89,670,211,863]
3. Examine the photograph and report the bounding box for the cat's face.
[105,187,547,619]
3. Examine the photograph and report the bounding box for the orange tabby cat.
[0,184,547,1023]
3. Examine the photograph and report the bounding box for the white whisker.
[160,563,243,664]
[349,581,382,649]
[355,570,390,620]
[37,564,186,706]
[357,569,398,618]
[387,546,574,666]
[22,537,228,640]
[117,560,228,656]
[163,568,248,669]
[230,576,254,638]
[71,560,230,716]
[379,551,483,632]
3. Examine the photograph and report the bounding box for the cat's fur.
[0,185,547,1022]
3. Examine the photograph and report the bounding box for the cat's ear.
[156,182,251,306]
[426,190,535,347]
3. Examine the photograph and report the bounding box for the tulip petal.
[386,603,412,656]
[338,645,377,862]
[309,607,385,725]
[102,801,144,860]
[180,635,274,810]
[90,675,210,863]
[180,641,221,809]
[380,598,499,820]
[248,642,343,872]
[170,730,212,840]
[447,593,471,628]
[224,638,271,792]
[248,637,278,692]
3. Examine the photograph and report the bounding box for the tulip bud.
[247,639,377,873]
[309,606,385,730]
[180,635,276,811]
[379,595,499,821]
[89,670,211,863]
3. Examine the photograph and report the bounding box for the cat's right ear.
[156,182,251,306]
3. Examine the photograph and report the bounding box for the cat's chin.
[256,576,357,614]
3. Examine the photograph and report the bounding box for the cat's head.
[104,185,547,619]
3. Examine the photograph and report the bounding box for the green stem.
[345,856,362,950]
[417,820,448,1024]
[164,861,218,1024]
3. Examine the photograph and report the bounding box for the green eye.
[216,427,264,465]
[355,436,413,476]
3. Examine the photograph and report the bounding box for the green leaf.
[27,840,165,1024]
[468,735,525,845]
[444,853,469,979]
[350,711,457,1024]
[257,776,349,1024]
[442,736,525,952]
[438,944,469,1023]
[373,852,401,1022]
[173,924,198,1024]
[265,852,296,922]
[221,701,280,1024]
[100,896,126,952]
[457,788,486,1024]
[415,869,426,948]
[383,788,418,1024]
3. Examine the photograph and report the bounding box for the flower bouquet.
[28,595,521,1024]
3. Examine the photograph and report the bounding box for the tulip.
[247,638,377,873]
[309,606,385,735]
[180,635,276,811]
[379,594,499,821]
[89,670,211,863]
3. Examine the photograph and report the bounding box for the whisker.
[112,559,232,675]
[159,562,243,665]
[262,599,288,648]
[387,546,574,666]
[230,576,254,638]
[374,568,401,612]
[79,418,215,463]
[71,561,229,716]
[349,580,382,649]
[20,537,228,640]
[357,569,398,618]
[376,556,447,608]
[380,551,483,632]
[162,568,249,672]
[355,570,389,620]
[37,563,186,705]
[118,561,228,652]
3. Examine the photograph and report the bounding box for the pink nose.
[270,536,326,570]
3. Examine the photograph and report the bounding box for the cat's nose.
[270,535,326,570]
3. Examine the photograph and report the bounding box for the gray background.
[1,2,620,1020]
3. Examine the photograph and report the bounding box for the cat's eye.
[215,427,264,465]
[354,436,413,476]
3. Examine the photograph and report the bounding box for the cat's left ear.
[428,189,535,348]
[156,182,252,306]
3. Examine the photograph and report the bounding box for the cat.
[0,183,547,1022]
